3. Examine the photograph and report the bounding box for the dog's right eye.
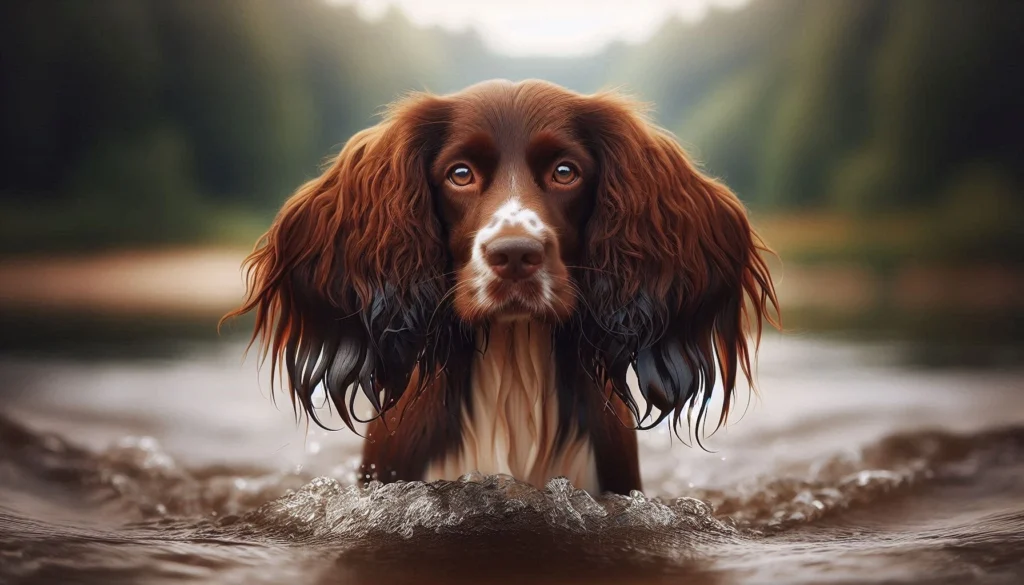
[448,165,474,187]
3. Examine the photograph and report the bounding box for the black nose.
[485,237,545,280]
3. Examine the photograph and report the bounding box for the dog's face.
[431,83,595,323]
[227,79,779,436]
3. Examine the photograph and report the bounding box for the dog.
[225,79,779,495]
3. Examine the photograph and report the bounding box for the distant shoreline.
[0,248,249,317]
[0,247,1020,317]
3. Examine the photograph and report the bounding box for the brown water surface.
[0,335,1022,584]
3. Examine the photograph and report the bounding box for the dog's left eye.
[552,162,579,185]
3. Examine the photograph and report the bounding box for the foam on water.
[3,413,1021,540]
[224,474,731,541]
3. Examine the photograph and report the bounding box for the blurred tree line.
[1,0,1020,261]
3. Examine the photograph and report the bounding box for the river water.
[0,333,1022,584]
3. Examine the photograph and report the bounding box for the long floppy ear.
[575,92,780,444]
[222,94,454,430]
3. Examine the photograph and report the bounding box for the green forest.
[1,0,1021,264]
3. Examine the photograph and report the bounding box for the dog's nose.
[485,237,545,280]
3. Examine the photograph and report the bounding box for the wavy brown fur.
[222,80,780,448]
[220,94,466,431]
[570,91,780,444]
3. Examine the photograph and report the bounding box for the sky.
[329,0,752,57]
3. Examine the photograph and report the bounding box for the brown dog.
[226,79,778,495]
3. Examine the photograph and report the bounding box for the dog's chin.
[470,294,555,325]
[488,297,547,323]
[454,277,571,325]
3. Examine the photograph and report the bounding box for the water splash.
[2,413,1022,538]
[223,474,733,542]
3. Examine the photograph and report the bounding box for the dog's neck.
[425,321,597,491]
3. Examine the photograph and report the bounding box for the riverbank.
[1,248,1020,318]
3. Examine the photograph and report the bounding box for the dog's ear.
[574,92,780,442]
[222,94,452,430]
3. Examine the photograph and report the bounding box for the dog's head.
[225,80,779,437]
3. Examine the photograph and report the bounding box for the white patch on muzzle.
[469,198,553,307]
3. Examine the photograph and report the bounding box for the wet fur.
[224,80,779,494]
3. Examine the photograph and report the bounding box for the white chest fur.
[425,322,598,492]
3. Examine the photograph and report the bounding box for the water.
[1,335,1022,584]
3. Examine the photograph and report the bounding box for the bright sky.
[329,0,751,57]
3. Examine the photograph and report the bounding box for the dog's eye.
[448,165,474,187]
[552,162,579,185]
